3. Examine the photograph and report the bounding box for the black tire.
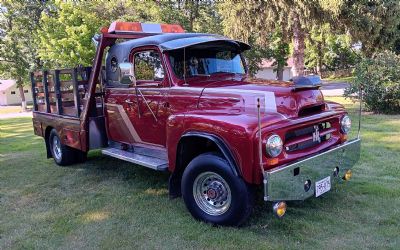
[181,152,254,226]
[49,129,84,166]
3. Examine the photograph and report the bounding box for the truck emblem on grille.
[312,125,321,143]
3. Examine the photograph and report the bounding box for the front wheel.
[181,153,254,226]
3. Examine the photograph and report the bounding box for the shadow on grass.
[46,145,376,232]
[67,152,170,188]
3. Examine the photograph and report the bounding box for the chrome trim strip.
[203,88,277,113]
[105,103,143,143]
[264,138,361,201]
[170,86,277,113]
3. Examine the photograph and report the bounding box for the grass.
[323,76,355,83]
[1,97,399,249]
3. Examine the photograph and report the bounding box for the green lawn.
[323,76,355,83]
[1,97,399,249]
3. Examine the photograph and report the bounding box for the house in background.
[255,57,295,81]
[0,80,33,106]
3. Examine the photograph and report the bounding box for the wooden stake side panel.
[30,67,93,118]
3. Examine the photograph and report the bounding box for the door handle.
[125,100,134,104]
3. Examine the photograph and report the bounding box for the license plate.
[315,176,331,197]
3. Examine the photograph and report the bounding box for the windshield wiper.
[193,74,211,77]
[210,71,232,75]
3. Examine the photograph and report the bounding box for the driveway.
[320,81,349,96]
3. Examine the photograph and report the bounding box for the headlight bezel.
[340,114,352,134]
[265,134,283,157]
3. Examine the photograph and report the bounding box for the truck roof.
[112,32,250,52]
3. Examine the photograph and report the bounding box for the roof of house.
[0,80,16,91]
[260,57,294,68]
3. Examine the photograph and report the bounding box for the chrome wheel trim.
[52,135,62,160]
[193,171,232,216]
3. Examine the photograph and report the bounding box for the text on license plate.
[315,176,331,197]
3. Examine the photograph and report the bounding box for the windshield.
[168,43,246,79]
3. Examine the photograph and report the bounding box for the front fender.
[180,131,240,176]
[166,113,258,184]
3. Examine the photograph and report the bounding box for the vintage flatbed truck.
[31,21,361,226]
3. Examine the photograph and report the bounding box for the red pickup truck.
[31,21,361,226]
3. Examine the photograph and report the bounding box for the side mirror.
[118,62,135,85]
[91,34,100,48]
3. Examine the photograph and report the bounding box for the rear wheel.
[181,153,254,226]
[49,129,85,166]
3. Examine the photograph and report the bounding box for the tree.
[0,0,46,111]
[36,0,222,68]
[37,1,105,68]
[345,51,400,114]
[305,24,359,74]
[267,29,290,80]
[245,29,290,80]
[305,24,329,75]
[242,37,269,77]
[339,0,400,56]
[218,0,342,77]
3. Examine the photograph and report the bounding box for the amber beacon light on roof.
[106,21,186,34]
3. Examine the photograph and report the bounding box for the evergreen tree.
[341,0,400,55]
[219,0,400,77]
[218,0,341,77]
[305,24,359,74]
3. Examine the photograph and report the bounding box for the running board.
[102,148,168,171]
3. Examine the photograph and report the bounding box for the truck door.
[127,48,169,146]
[104,47,169,147]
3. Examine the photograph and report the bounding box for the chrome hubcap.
[52,136,62,160]
[193,172,231,216]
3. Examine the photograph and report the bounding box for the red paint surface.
[105,48,348,184]
[33,34,349,186]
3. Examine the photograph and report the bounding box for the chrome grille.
[285,121,334,152]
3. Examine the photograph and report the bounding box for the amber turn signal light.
[340,134,348,143]
[343,169,352,181]
[273,201,287,218]
[266,158,279,166]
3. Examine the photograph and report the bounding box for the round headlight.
[341,115,352,134]
[266,134,283,157]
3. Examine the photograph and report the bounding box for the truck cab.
[31,21,361,226]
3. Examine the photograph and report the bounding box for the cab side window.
[134,50,164,82]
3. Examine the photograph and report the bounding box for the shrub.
[345,51,400,114]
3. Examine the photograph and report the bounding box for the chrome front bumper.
[264,138,361,201]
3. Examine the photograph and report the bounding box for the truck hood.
[197,77,325,119]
